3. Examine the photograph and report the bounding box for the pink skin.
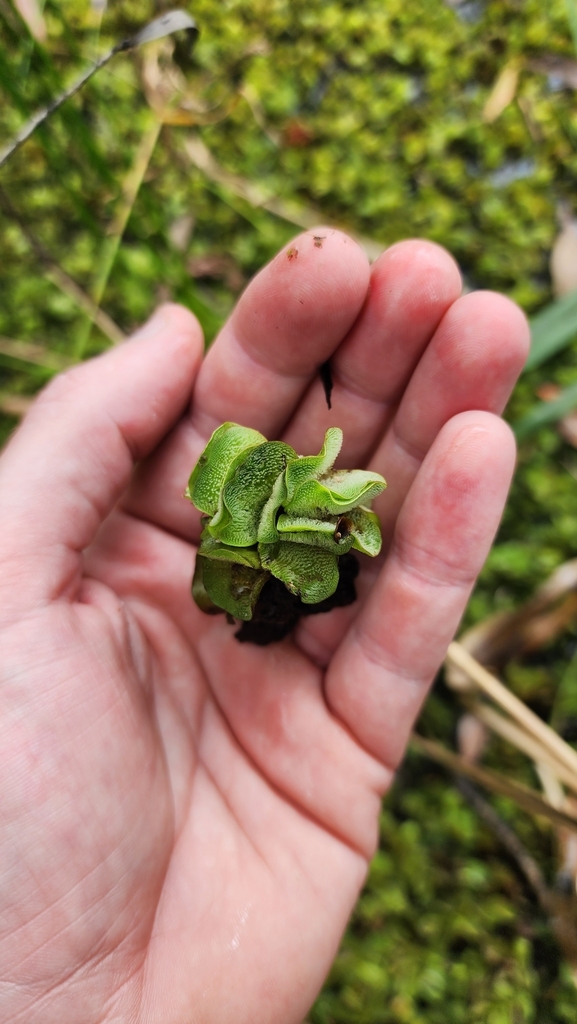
[0,231,528,1024]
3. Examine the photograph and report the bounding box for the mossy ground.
[2,0,577,1018]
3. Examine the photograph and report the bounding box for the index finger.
[123,229,370,538]
[190,228,371,439]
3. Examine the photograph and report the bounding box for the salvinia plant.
[186,422,386,622]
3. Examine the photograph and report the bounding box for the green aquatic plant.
[186,422,386,621]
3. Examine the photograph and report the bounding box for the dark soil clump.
[235,552,359,646]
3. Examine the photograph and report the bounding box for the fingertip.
[131,302,205,362]
[374,238,462,305]
[438,291,530,381]
[234,227,371,375]
[477,290,531,369]
[428,409,517,512]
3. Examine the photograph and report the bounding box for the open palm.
[0,233,528,1024]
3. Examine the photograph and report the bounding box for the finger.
[325,411,516,768]
[0,304,203,613]
[370,291,529,548]
[122,228,370,539]
[283,240,462,464]
[190,228,370,438]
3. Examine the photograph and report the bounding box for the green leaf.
[211,440,296,546]
[258,541,340,603]
[187,422,385,619]
[276,513,338,535]
[285,469,386,516]
[348,506,383,556]
[284,426,343,502]
[186,422,265,516]
[196,554,269,620]
[257,470,288,543]
[513,380,577,439]
[276,512,354,552]
[524,291,577,372]
[197,532,262,568]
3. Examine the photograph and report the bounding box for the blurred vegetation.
[3,0,577,1019]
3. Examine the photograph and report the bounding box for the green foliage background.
[2,0,577,1019]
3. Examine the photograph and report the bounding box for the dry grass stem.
[0,392,33,417]
[473,702,577,797]
[182,134,384,262]
[0,337,73,373]
[411,733,577,834]
[450,558,577,669]
[75,118,161,358]
[446,642,577,778]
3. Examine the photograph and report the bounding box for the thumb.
[0,304,203,617]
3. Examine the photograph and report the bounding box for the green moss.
[3,0,577,1017]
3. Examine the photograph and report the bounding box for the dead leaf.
[457,713,488,763]
[449,559,577,675]
[130,11,197,49]
[282,119,315,148]
[0,392,33,417]
[516,95,542,141]
[168,213,194,251]
[483,63,520,123]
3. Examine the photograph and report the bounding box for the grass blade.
[74,117,162,358]
[513,380,577,439]
[525,290,577,372]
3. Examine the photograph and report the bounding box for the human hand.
[0,232,528,1023]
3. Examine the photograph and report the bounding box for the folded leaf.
[198,531,262,568]
[258,541,340,603]
[348,506,383,556]
[285,469,386,516]
[276,513,338,535]
[196,554,269,620]
[257,471,288,543]
[186,422,265,515]
[211,441,296,545]
[284,426,343,502]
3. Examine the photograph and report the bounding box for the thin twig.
[0,11,197,169]
[0,337,72,373]
[456,777,552,908]
[457,777,577,980]
[46,266,125,345]
[0,45,127,169]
